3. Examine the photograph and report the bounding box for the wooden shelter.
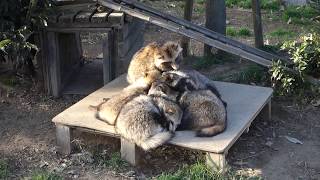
[39,1,144,97]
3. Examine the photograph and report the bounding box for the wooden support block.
[91,9,113,23]
[206,152,227,173]
[108,12,124,25]
[260,99,272,121]
[56,124,72,155]
[75,6,97,23]
[120,138,142,166]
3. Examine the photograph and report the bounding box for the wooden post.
[252,0,264,48]
[181,0,193,57]
[204,0,226,57]
[102,31,113,84]
[206,152,228,173]
[47,32,61,97]
[56,124,72,155]
[120,138,142,166]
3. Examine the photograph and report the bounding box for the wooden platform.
[52,74,273,170]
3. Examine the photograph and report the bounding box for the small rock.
[265,141,273,147]
[226,20,230,25]
[39,161,49,168]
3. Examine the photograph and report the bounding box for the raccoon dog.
[127,41,183,84]
[160,69,222,99]
[115,94,183,151]
[178,90,226,137]
[88,72,159,125]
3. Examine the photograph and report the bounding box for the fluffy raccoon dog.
[88,72,159,125]
[127,41,183,84]
[148,80,180,101]
[160,69,226,106]
[116,94,183,151]
[178,90,227,137]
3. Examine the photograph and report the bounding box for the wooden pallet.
[52,74,273,171]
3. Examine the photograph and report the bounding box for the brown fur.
[127,41,183,84]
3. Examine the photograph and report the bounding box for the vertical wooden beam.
[181,0,193,57]
[206,152,227,173]
[120,138,142,166]
[102,31,114,84]
[56,124,72,155]
[47,32,61,97]
[252,0,264,48]
[204,0,226,57]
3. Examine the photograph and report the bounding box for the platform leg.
[56,124,72,155]
[261,99,272,121]
[120,138,142,166]
[206,152,227,173]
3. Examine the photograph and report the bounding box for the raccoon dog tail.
[196,124,226,137]
[139,131,173,151]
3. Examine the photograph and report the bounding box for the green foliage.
[226,0,280,10]
[231,65,268,84]
[0,160,9,179]
[309,0,320,13]
[0,0,50,76]
[268,28,296,38]
[282,5,319,24]
[270,32,320,96]
[227,27,251,37]
[157,162,262,180]
[100,152,129,171]
[226,27,238,37]
[238,27,251,36]
[31,170,62,180]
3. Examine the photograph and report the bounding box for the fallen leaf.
[285,136,303,145]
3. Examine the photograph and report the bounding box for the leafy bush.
[270,32,320,95]
[309,0,320,13]
[227,27,251,37]
[0,160,9,179]
[282,5,319,24]
[31,170,62,180]
[238,27,251,37]
[0,0,49,76]
[226,0,280,10]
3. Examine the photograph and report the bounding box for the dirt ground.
[1,2,320,180]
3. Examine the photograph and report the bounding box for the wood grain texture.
[56,124,72,155]
[53,74,273,153]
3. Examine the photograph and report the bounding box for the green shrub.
[268,28,296,38]
[238,27,251,37]
[226,27,238,37]
[233,65,268,84]
[226,0,280,10]
[282,5,319,24]
[270,32,320,96]
[103,152,129,171]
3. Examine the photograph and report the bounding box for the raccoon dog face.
[148,81,179,100]
[160,100,183,132]
[154,41,183,71]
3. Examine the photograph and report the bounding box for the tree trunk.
[181,0,194,57]
[204,0,226,57]
[252,0,264,48]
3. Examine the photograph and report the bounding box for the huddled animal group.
[89,41,227,151]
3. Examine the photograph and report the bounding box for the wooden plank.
[47,32,61,97]
[75,6,97,23]
[117,25,144,57]
[98,0,272,67]
[46,27,112,32]
[107,12,124,25]
[206,152,227,173]
[113,0,288,63]
[91,9,113,23]
[116,18,144,41]
[52,74,273,153]
[47,22,121,28]
[181,0,193,57]
[58,11,79,23]
[56,124,72,155]
[252,0,264,48]
[204,0,226,57]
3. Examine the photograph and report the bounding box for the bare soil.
[1,1,320,179]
